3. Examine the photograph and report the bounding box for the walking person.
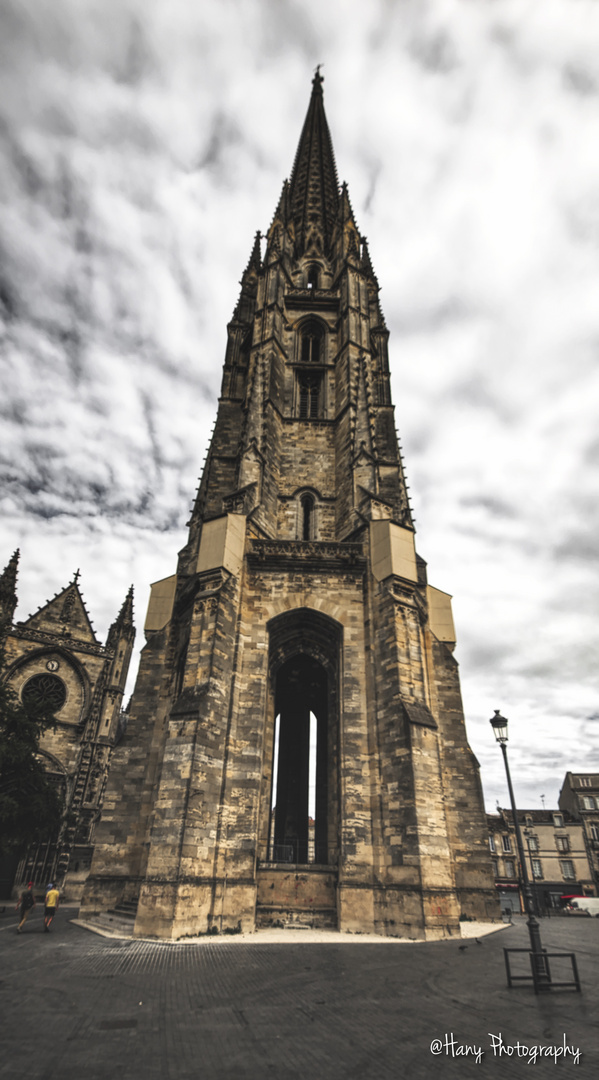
[43,884,59,932]
[16,882,36,933]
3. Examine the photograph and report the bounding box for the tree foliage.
[0,656,65,858]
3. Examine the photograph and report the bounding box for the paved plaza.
[0,907,597,1079]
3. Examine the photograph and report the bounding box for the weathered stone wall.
[429,637,501,921]
[85,526,498,938]
[81,628,171,913]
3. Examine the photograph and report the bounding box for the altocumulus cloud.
[1,0,598,808]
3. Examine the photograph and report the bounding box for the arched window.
[298,373,320,419]
[307,264,320,289]
[266,608,342,868]
[300,320,323,364]
[22,673,66,714]
[300,494,314,540]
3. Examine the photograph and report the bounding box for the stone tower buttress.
[82,74,498,939]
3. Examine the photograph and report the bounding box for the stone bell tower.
[82,73,498,939]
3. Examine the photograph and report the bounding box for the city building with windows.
[559,772,599,891]
[487,808,595,914]
[486,812,521,914]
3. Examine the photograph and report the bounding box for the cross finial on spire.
[288,66,338,254]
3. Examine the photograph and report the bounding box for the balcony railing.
[266,838,336,866]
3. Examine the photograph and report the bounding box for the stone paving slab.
[0,907,597,1080]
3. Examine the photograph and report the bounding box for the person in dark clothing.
[16,882,36,933]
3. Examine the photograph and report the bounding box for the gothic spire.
[231,231,262,321]
[288,69,340,255]
[0,549,19,605]
[360,236,377,285]
[115,585,135,628]
[0,549,19,638]
[361,236,387,328]
[272,180,291,228]
[106,585,135,648]
[243,231,262,276]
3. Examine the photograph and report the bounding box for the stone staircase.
[84,897,139,937]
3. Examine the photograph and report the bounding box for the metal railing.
[504,947,581,993]
[267,839,336,866]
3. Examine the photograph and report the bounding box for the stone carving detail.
[61,589,76,623]
[222,483,257,516]
[252,539,362,559]
[284,288,339,312]
[85,746,109,804]
[12,626,108,657]
[390,578,428,624]
[22,672,66,713]
[248,539,366,572]
[288,287,330,299]
[195,597,219,617]
[358,491,393,521]
[370,500,391,519]
[195,570,226,595]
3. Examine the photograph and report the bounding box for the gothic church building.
[81,74,498,938]
[0,553,134,900]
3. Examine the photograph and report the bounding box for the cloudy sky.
[1,0,598,811]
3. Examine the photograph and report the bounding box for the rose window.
[22,673,67,713]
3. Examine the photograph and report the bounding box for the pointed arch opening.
[300,493,315,540]
[264,609,341,867]
[307,264,320,289]
[299,319,323,364]
[298,373,321,419]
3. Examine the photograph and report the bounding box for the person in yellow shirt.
[44,884,59,932]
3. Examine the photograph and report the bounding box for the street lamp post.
[490,710,550,988]
[522,828,541,916]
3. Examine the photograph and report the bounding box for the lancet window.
[300,493,315,540]
[300,320,323,364]
[307,264,320,289]
[298,373,321,419]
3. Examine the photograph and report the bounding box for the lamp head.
[490,709,509,744]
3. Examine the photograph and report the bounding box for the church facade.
[0,552,134,900]
[81,74,498,939]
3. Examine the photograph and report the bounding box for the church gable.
[20,576,98,645]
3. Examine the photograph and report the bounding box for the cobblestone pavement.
[0,907,597,1080]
